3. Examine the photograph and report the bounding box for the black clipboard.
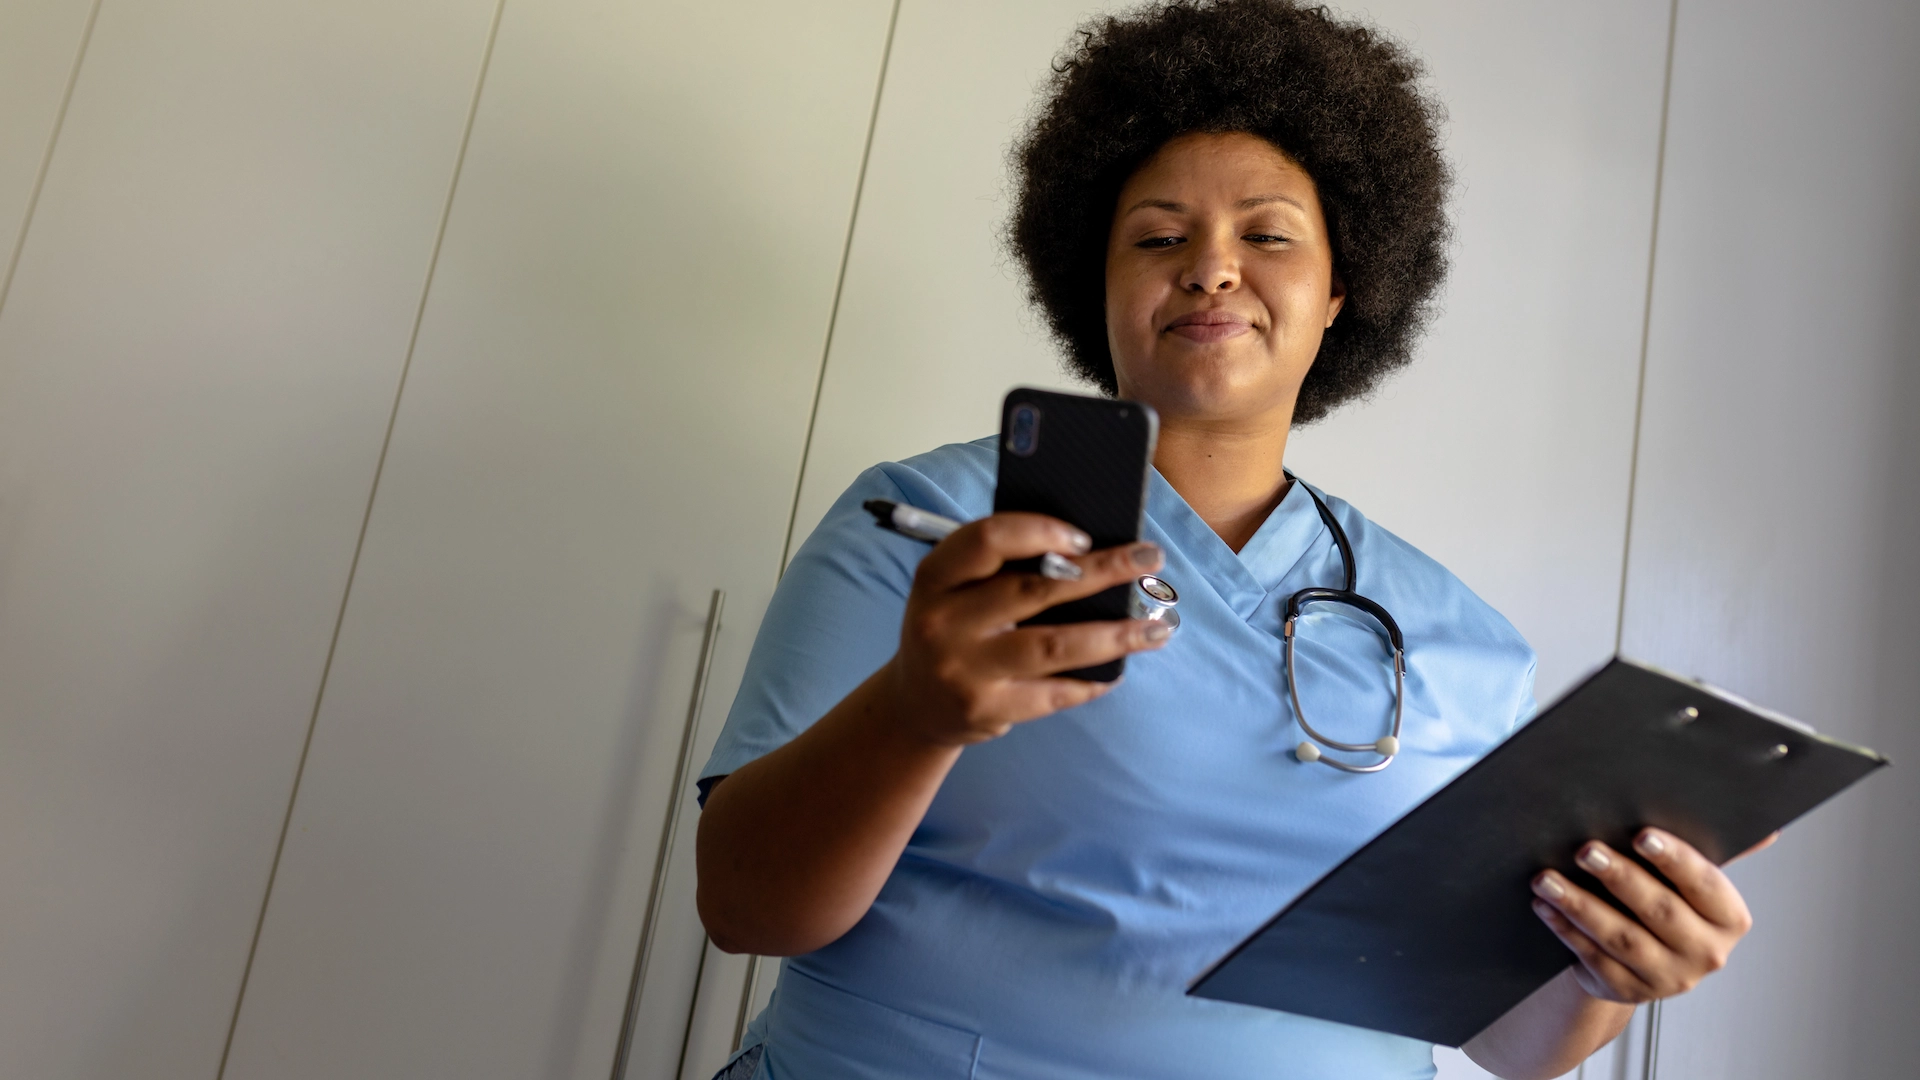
[1187,657,1889,1047]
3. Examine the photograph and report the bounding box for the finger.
[942,540,1164,629]
[913,513,1093,594]
[983,674,1125,729]
[975,618,1172,679]
[1533,900,1655,1004]
[1631,829,1754,932]
[1728,831,1780,865]
[1533,870,1674,986]
[1570,841,1712,953]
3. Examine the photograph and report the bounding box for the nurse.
[695,2,1764,1077]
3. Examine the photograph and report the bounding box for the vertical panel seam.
[212,1,510,1074]
[777,0,904,574]
[1613,2,1680,1078]
[0,0,103,324]
[1614,0,1679,657]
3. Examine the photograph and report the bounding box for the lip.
[1163,309,1253,343]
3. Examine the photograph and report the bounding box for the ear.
[1325,268,1347,328]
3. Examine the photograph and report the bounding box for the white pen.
[862,499,1083,581]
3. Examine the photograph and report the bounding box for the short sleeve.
[1507,656,1540,732]
[696,462,970,805]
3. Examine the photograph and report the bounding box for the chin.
[1134,351,1293,422]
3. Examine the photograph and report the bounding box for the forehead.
[1119,131,1317,204]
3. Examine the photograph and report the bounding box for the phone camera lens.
[1008,404,1041,456]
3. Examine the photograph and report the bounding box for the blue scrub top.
[699,438,1536,1080]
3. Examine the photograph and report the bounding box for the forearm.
[1463,969,1633,1080]
[695,660,961,956]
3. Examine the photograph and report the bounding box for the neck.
[1152,411,1293,552]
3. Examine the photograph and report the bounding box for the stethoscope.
[1126,473,1408,774]
[1283,474,1407,774]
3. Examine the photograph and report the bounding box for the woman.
[695,3,1762,1077]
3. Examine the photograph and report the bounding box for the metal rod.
[611,588,725,1080]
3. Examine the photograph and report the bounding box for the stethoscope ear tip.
[1294,741,1322,764]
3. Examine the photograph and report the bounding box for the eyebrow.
[1121,193,1307,215]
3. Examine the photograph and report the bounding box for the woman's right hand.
[883,512,1170,747]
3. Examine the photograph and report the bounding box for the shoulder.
[785,437,998,591]
[1309,485,1537,711]
[874,436,998,519]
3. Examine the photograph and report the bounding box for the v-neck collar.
[1144,469,1330,620]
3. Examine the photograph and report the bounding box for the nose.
[1180,233,1240,293]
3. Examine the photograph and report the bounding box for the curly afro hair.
[1009,0,1450,425]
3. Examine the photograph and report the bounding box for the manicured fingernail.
[1143,621,1172,643]
[1065,530,1092,553]
[1578,843,1612,873]
[1130,542,1162,568]
[1533,872,1566,900]
[1637,830,1667,857]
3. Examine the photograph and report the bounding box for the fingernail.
[1577,843,1612,873]
[1130,542,1162,568]
[1534,872,1566,900]
[1636,830,1667,857]
[1143,621,1172,643]
[1065,530,1092,554]
[1039,552,1083,581]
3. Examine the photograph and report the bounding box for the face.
[1104,131,1344,427]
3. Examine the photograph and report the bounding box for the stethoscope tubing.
[1283,474,1408,773]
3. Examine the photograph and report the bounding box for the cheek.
[1104,268,1160,348]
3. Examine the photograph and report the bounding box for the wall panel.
[0,3,500,1078]
[1621,0,1920,1076]
[220,3,893,1078]
[0,0,94,283]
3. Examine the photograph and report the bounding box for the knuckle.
[1607,929,1639,958]
[1705,947,1729,973]
[931,656,968,689]
[907,612,944,647]
[1016,573,1053,601]
[1049,684,1089,712]
[1037,630,1070,664]
[1651,896,1680,926]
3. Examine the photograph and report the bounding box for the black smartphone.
[993,387,1159,682]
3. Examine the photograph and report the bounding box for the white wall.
[1619,0,1920,1077]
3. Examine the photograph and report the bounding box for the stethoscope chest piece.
[1129,574,1181,634]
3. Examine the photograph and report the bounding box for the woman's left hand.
[1530,828,1777,1003]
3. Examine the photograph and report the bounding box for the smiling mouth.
[1164,311,1253,343]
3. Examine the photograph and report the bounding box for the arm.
[1464,830,1776,1079]
[696,513,1169,956]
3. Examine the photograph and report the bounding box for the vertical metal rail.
[611,588,725,1080]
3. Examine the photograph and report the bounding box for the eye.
[1244,232,1290,245]
[1135,235,1184,249]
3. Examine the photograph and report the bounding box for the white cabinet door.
[0,3,500,1078]
[220,3,894,1078]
